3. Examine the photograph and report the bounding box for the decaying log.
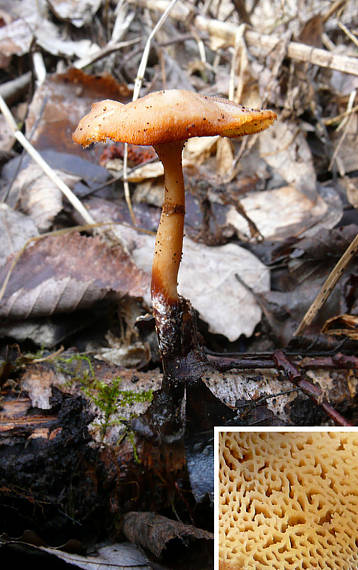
[0,351,357,551]
[121,511,213,560]
[0,363,191,552]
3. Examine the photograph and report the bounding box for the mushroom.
[73,90,276,359]
[219,431,358,570]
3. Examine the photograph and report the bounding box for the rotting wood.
[129,0,358,76]
[0,352,356,545]
[0,398,58,434]
[16,353,358,435]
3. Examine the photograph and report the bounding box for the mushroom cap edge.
[72,89,277,147]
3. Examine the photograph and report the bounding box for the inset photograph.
[217,429,358,570]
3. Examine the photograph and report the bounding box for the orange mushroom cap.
[72,89,277,147]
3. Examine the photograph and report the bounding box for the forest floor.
[0,0,358,568]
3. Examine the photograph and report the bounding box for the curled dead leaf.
[322,313,358,339]
[15,163,81,232]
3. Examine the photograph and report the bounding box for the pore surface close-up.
[219,431,358,570]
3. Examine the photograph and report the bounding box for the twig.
[0,72,32,104]
[207,351,358,371]
[0,95,96,226]
[228,24,245,102]
[32,51,46,85]
[2,94,50,204]
[237,388,300,420]
[294,231,358,336]
[273,350,353,426]
[338,21,358,50]
[321,0,347,23]
[323,103,358,126]
[122,0,180,226]
[129,0,358,76]
[190,26,207,67]
[75,0,139,68]
[74,39,140,69]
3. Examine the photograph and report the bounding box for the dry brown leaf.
[183,136,218,165]
[298,14,323,48]
[26,68,130,157]
[123,229,270,341]
[40,542,151,570]
[15,163,81,231]
[0,0,100,61]
[226,184,342,241]
[0,115,15,151]
[344,176,358,209]
[322,313,358,339]
[259,121,317,200]
[0,204,38,264]
[216,137,234,177]
[0,19,33,62]
[0,232,150,319]
[47,0,102,27]
[330,114,358,175]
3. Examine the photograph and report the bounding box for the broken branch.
[207,351,358,371]
[273,350,353,426]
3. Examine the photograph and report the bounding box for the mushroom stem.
[151,140,185,305]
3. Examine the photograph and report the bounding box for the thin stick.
[122,0,180,225]
[338,21,358,50]
[294,232,358,336]
[129,0,358,77]
[323,103,358,126]
[321,0,347,23]
[74,39,140,69]
[228,25,245,102]
[0,72,32,102]
[0,95,96,226]
[273,350,353,426]
[207,351,358,371]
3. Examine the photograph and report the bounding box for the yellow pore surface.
[219,431,358,570]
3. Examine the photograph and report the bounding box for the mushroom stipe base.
[151,295,201,361]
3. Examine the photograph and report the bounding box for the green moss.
[57,353,152,461]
